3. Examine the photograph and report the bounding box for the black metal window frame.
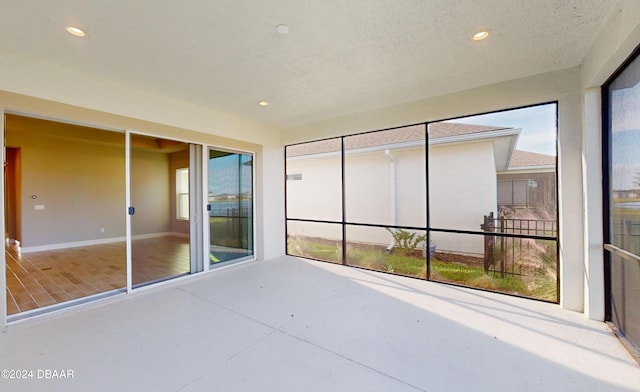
[602,43,640,321]
[285,102,560,303]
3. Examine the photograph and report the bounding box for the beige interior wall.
[5,118,188,247]
[5,121,126,248]
[130,148,171,236]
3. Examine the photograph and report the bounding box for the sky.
[446,93,640,190]
[208,153,253,196]
[610,76,640,190]
[448,103,558,156]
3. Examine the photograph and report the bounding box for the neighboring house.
[497,150,557,218]
[287,122,556,256]
[613,190,640,199]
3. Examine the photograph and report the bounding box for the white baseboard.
[20,232,188,253]
[21,237,126,253]
[130,232,176,240]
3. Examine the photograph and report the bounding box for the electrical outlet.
[100,228,105,233]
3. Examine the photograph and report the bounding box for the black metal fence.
[210,207,252,248]
[481,212,557,277]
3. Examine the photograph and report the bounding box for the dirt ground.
[432,251,483,266]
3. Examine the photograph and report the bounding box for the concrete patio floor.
[1,255,639,391]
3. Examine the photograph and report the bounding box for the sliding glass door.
[129,134,192,286]
[207,149,254,264]
[4,114,127,318]
[4,119,256,319]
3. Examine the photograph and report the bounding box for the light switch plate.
[34,204,45,210]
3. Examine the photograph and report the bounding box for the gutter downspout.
[385,149,397,252]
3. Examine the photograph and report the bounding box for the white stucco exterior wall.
[581,89,604,321]
[345,148,426,228]
[286,154,343,222]
[429,141,497,255]
[260,142,285,260]
[286,138,497,256]
[346,147,427,247]
[286,146,427,247]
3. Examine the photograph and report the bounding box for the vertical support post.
[482,212,494,272]
[341,137,347,265]
[500,215,506,278]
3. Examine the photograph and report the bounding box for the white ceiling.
[0,1,617,129]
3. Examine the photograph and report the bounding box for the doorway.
[4,147,21,245]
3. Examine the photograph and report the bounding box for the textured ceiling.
[0,1,617,129]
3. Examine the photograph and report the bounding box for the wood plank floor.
[5,236,190,315]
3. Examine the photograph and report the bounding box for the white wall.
[286,140,500,256]
[287,220,343,244]
[259,142,285,260]
[287,146,427,248]
[581,89,604,321]
[429,141,497,255]
[345,148,426,228]
[286,154,342,222]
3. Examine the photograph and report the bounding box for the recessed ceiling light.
[275,24,290,35]
[66,26,86,37]
[472,31,489,41]
[258,101,269,107]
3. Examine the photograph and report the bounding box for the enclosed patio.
[1,256,638,391]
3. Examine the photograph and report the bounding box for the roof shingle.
[286,122,555,169]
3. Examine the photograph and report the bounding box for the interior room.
[3,115,199,315]
[4,114,256,317]
[1,1,640,390]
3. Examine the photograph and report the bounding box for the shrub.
[385,228,426,251]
